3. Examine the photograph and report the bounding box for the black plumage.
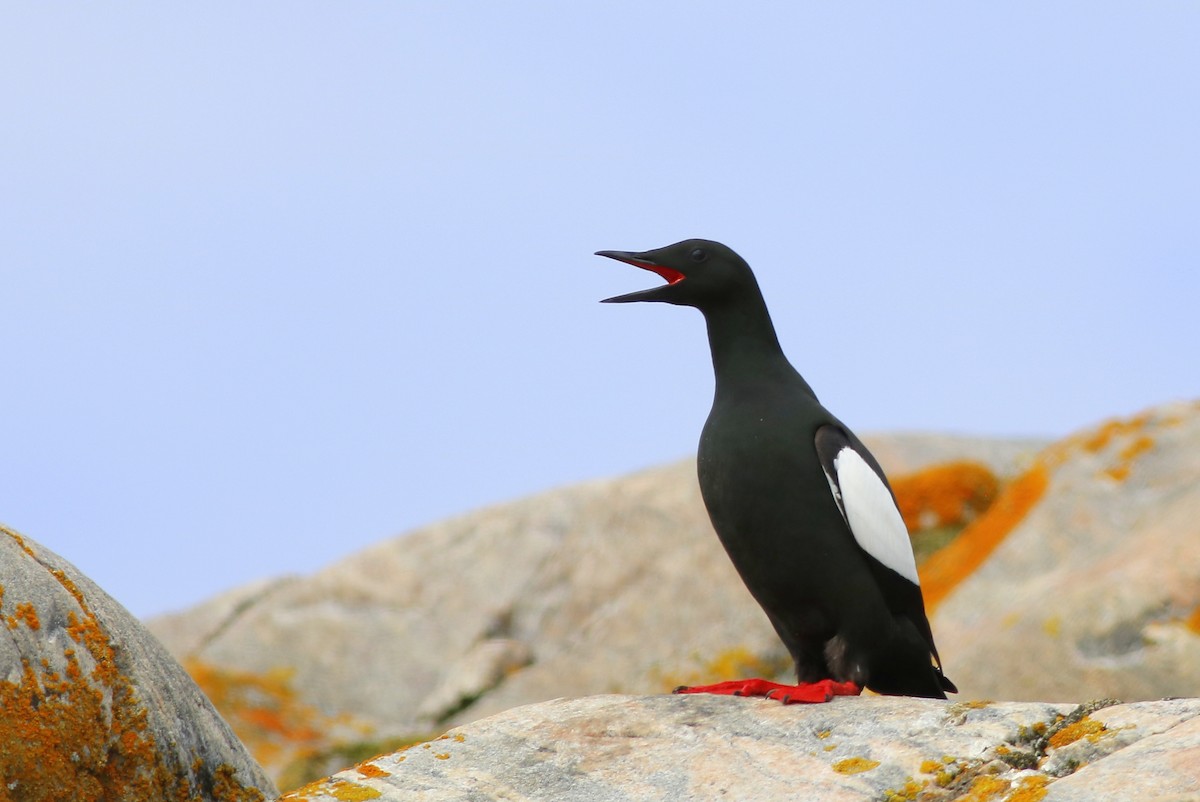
[598,239,955,701]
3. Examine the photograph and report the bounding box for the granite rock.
[148,432,1041,751]
[0,525,277,802]
[931,400,1200,702]
[280,694,1200,802]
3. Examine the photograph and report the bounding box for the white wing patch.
[831,447,921,585]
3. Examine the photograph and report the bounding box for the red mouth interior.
[631,260,685,285]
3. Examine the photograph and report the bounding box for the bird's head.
[595,239,754,309]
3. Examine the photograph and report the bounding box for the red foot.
[674,677,861,704]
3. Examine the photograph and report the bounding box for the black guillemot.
[597,239,956,703]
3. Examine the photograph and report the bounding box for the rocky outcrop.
[929,400,1200,701]
[148,402,1200,791]
[147,433,1042,751]
[280,694,1200,802]
[0,526,277,802]
[8,354,1194,802]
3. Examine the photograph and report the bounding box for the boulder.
[930,400,1200,701]
[147,432,1042,755]
[0,525,277,802]
[279,693,1200,802]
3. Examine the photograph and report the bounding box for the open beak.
[595,250,686,304]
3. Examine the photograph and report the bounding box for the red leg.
[675,677,861,704]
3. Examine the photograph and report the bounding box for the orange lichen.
[48,566,88,609]
[918,462,1050,612]
[0,524,266,802]
[281,777,381,801]
[185,659,332,772]
[1064,410,1159,481]
[356,763,391,779]
[210,764,268,802]
[5,528,40,560]
[1186,604,1200,634]
[1079,411,1152,453]
[6,601,42,631]
[831,757,880,774]
[1007,775,1050,801]
[1104,434,1155,481]
[882,778,929,801]
[1047,716,1107,749]
[960,775,1010,800]
[891,461,1000,532]
[957,700,991,710]
[1104,465,1130,481]
[1118,434,1155,463]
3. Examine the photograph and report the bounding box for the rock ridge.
[280,693,1200,802]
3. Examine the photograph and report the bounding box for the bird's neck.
[702,293,795,387]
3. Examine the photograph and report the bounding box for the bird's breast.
[698,405,832,538]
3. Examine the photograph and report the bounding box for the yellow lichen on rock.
[283,776,382,802]
[960,774,1010,800]
[918,759,943,774]
[1047,716,1108,749]
[655,645,790,692]
[831,756,881,774]
[882,778,929,801]
[1006,774,1050,801]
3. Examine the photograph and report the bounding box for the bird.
[596,239,956,703]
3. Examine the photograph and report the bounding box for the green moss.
[910,524,967,564]
[998,700,1122,775]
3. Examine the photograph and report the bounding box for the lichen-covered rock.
[147,432,1040,754]
[1043,705,1200,801]
[930,400,1200,702]
[0,526,277,802]
[277,694,1200,802]
[149,402,1200,790]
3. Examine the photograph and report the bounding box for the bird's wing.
[814,425,920,586]
[814,425,953,690]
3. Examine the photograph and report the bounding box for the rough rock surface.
[931,400,1200,702]
[150,402,1200,791]
[0,526,277,802]
[281,694,1200,802]
[148,433,1042,746]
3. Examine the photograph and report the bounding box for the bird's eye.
[690,248,708,262]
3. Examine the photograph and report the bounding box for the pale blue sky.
[3,4,1197,618]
